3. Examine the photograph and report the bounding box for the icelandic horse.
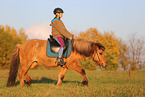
[7,38,107,87]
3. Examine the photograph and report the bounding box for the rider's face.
[56,13,63,18]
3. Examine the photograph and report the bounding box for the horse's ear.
[92,42,105,51]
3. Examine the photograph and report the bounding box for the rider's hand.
[69,36,72,40]
[69,35,73,40]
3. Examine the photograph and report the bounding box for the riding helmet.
[53,8,64,14]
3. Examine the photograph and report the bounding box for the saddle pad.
[46,39,71,58]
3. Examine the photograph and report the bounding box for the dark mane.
[72,38,105,57]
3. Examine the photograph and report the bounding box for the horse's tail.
[7,44,21,87]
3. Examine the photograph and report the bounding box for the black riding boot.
[57,58,66,67]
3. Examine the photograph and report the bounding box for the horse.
[7,38,107,87]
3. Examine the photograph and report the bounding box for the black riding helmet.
[53,8,64,14]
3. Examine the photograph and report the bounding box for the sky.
[0,0,145,40]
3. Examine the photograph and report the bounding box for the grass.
[0,69,144,97]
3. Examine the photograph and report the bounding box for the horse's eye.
[99,53,102,55]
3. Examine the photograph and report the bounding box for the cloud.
[25,22,51,40]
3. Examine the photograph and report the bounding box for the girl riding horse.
[50,8,73,67]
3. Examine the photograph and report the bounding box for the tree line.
[0,25,144,71]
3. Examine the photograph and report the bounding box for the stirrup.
[57,58,66,67]
[57,61,66,67]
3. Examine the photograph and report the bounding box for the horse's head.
[72,39,107,68]
[91,42,107,68]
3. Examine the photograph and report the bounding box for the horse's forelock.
[92,42,105,51]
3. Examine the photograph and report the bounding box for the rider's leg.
[55,37,66,66]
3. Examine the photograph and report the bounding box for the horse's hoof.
[82,81,88,85]
[56,83,62,85]
[20,83,30,87]
[20,84,27,87]
[26,80,32,86]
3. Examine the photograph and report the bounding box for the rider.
[50,8,73,67]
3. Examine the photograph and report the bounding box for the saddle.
[49,35,68,53]
[46,35,71,58]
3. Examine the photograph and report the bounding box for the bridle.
[81,49,104,68]
[80,48,103,67]
[93,49,103,66]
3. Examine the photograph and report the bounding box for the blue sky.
[0,0,145,40]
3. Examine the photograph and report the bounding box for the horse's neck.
[71,51,86,61]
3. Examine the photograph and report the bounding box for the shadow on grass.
[15,77,81,86]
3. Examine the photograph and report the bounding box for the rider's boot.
[57,57,66,67]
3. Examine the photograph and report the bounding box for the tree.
[128,33,145,71]
[118,39,130,70]
[119,33,145,71]
[0,25,28,69]
[19,28,28,43]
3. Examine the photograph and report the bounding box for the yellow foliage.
[0,25,28,69]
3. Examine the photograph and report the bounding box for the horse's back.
[20,39,47,48]
[19,39,47,59]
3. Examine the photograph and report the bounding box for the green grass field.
[0,69,144,97]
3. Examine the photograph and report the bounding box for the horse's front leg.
[57,67,68,85]
[68,63,88,85]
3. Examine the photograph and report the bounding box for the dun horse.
[7,38,107,87]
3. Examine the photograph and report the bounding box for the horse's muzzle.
[101,63,107,68]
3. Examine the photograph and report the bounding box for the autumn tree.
[0,25,28,69]
[19,28,28,43]
[118,40,130,70]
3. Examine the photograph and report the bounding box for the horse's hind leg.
[19,66,28,86]
[25,61,37,86]
[68,64,88,85]
[19,62,32,86]
[57,67,67,85]
[25,73,32,86]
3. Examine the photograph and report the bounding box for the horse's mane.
[72,38,105,57]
